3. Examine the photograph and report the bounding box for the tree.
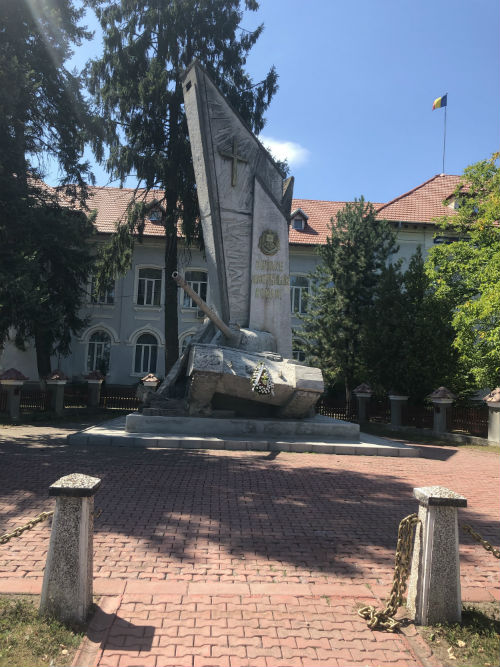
[2,188,96,379]
[87,0,279,374]
[0,0,100,378]
[300,198,398,400]
[426,153,500,389]
[365,247,457,401]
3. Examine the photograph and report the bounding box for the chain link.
[358,513,419,632]
[0,511,54,545]
[0,507,102,546]
[462,523,500,559]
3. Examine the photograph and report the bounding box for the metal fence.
[316,398,358,422]
[99,385,140,411]
[448,405,488,438]
[19,388,50,411]
[316,396,488,438]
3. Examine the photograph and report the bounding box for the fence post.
[484,388,500,445]
[0,369,28,421]
[40,473,101,625]
[353,383,373,424]
[85,372,105,409]
[429,386,455,434]
[388,392,409,428]
[46,370,68,416]
[407,486,467,625]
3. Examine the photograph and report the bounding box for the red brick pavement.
[0,424,498,666]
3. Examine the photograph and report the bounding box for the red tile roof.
[49,174,462,246]
[375,174,461,222]
[290,174,460,245]
[86,186,167,237]
[289,199,384,245]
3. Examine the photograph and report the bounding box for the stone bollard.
[484,388,500,445]
[85,372,105,409]
[0,368,28,421]
[429,386,456,434]
[353,383,373,424]
[40,473,101,625]
[407,486,467,625]
[388,392,409,428]
[46,370,68,416]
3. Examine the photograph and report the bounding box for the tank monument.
[71,61,417,456]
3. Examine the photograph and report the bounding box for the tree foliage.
[366,247,457,401]
[300,198,398,399]
[87,0,279,373]
[426,153,500,389]
[0,0,100,378]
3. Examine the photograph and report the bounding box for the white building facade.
[0,174,461,384]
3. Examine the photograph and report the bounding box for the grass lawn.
[420,603,500,667]
[0,596,86,667]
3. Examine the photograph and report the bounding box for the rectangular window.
[182,270,208,308]
[137,268,162,306]
[290,275,309,314]
[90,275,115,305]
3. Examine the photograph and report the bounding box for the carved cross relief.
[218,137,248,187]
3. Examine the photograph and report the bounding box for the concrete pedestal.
[487,404,500,445]
[40,473,101,625]
[389,395,408,428]
[87,380,103,409]
[47,380,66,416]
[431,399,453,433]
[407,486,467,625]
[0,380,25,420]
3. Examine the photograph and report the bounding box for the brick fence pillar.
[388,393,409,428]
[484,388,500,445]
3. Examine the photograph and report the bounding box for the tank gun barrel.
[172,271,238,344]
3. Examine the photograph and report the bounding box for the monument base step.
[67,416,419,457]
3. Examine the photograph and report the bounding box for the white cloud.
[258,135,310,167]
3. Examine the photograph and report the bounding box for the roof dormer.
[290,208,309,231]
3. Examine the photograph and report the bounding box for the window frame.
[86,329,112,374]
[134,265,164,308]
[179,268,209,311]
[133,332,159,375]
[89,274,115,306]
[290,274,310,315]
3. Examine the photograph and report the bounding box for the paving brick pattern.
[96,593,421,667]
[0,424,499,666]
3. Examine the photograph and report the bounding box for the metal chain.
[358,513,419,632]
[0,508,102,546]
[0,511,54,545]
[461,523,500,559]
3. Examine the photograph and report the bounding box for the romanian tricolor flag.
[432,94,447,110]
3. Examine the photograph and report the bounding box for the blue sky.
[54,0,499,204]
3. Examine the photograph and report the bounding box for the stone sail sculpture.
[135,61,324,421]
[182,60,293,358]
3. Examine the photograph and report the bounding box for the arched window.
[290,275,310,314]
[182,270,207,308]
[87,331,111,373]
[134,333,158,374]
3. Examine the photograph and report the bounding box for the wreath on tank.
[251,361,274,396]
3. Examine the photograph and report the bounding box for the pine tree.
[0,0,100,378]
[87,0,279,374]
[300,198,398,400]
[364,247,457,401]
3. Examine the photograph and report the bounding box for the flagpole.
[442,93,447,174]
